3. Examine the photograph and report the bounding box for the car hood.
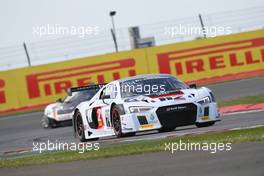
[123,87,210,105]
[44,102,62,113]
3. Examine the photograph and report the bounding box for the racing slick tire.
[111,105,135,137]
[195,121,215,128]
[41,115,57,128]
[74,110,98,142]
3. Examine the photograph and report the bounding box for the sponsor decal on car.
[166,106,187,112]
[148,114,158,124]
[202,116,209,120]
[140,124,154,129]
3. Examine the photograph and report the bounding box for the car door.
[87,83,117,129]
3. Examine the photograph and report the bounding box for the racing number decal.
[96,107,104,129]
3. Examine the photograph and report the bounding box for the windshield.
[120,76,187,98]
[63,89,99,103]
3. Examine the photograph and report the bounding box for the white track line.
[221,109,264,116]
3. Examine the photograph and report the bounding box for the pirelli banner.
[0,50,148,112]
[0,29,264,113]
[146,29,264,83]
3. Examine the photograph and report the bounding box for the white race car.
[73,74,220,141]
[42,85,103,128]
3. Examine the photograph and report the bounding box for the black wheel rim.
[76,114,83,137]
[112,109,120,133]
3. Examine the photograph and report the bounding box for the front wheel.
[75,111,86,142]
[75,111,98,142]
[111,105,136,137]
[111,106,123,137]
[195,121,215,128]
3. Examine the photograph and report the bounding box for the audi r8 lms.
[73,74,220,141]
[41,85,103,128]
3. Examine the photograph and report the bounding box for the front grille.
[156,103,197,127]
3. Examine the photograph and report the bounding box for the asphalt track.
[0,76,264,153]
[1,141,263,176]
[206,76,264,100]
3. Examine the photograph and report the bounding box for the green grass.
[219,93,264,107]
[1,126,264,168]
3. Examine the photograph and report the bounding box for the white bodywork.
[74,74,220,140]
[44,102,73,122]
[44,92,78,122]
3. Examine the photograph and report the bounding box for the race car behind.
[41,84,103,128]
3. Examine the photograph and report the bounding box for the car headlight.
[197,96,211,105]
[129,106,153,113]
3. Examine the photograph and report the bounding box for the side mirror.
[189,83,197,89]
[101,94,110,105]
[56,98,63,103]
[101,94,111,99]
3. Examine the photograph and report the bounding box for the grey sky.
[0,0,263,47]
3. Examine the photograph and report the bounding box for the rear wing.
[67,84,106,96]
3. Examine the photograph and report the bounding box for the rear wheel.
[111,105,135,137]
[196,121,215,128]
